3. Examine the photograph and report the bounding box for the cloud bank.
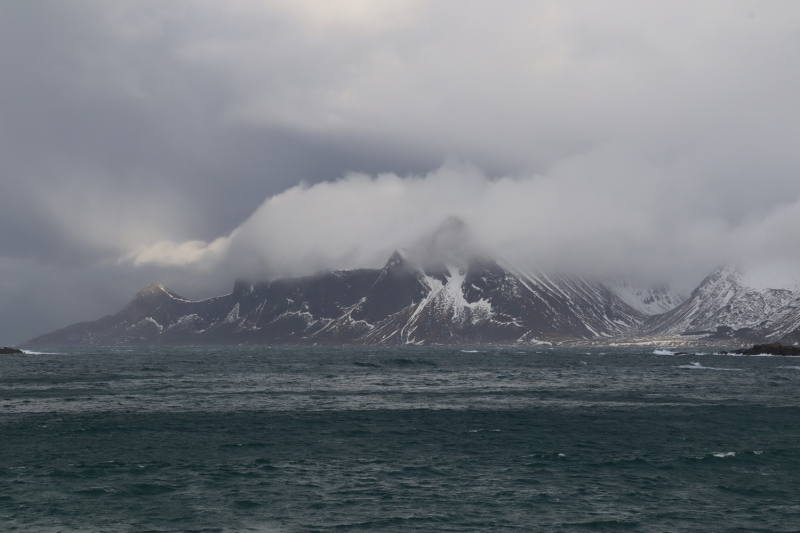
[130,148,800,290]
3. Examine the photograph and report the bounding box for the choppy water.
[1,345,799,532]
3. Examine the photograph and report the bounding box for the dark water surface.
[1,346,799,532]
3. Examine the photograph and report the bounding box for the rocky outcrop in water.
[0,346,23,354]
[725,342,800,356]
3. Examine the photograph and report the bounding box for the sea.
[1,345,799,532]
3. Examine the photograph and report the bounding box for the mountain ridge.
[26,250,654,347]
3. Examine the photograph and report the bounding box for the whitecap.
[460,350,479,353]
[678,362,742,371]
[712,452,736,458]
[653,349,674,355]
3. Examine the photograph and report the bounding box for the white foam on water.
[778,366,800,370]
[653,349,674,355]
[712,452,736,458]
[460,350,479,353]
[678,362,742,371]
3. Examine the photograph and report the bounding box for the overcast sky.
[3,1,800,344]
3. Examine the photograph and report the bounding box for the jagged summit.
[383,249,409,270]
[132,283,186,301]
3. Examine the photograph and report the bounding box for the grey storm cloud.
[1,0,800,344]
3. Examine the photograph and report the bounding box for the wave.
[689,451,754,462]
[654,349,708,356]
[385,358,437,367]
[678,362,742,371]
[353,361,380,368]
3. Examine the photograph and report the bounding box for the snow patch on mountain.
[224,303,241,323]
[432,266,493,323]
[608,281,687,315]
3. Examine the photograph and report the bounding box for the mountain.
[354,254,648,345]
[26,269,381,346]
[25,250,648,347]
[760,298,800,343]
[637,267,799,342]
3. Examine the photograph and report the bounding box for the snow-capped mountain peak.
[640,266,798,338]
